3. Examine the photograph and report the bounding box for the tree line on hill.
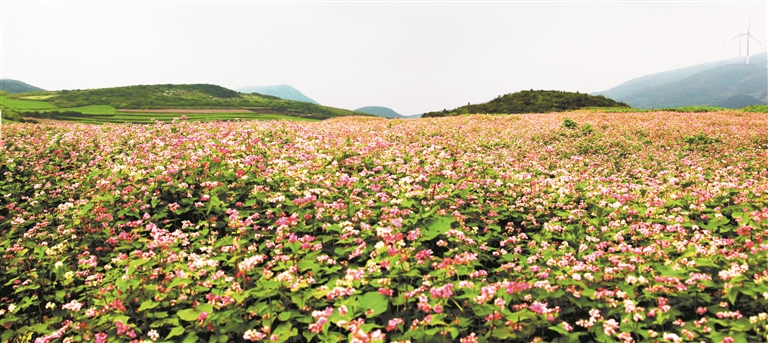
[422,90,629,117]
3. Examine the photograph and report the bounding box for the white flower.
[147,329,159,341]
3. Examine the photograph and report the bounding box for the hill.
[1,83,368,122]
[355,106,404,118]
[618,54,767,109]
[422,90,629,117]
[237,85,319,104]
[1,79,46,94]
[595,59,740,100]
[597,52,767,109]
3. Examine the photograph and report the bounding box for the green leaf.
[177,304,212,322]
[278,311,292,321]
[138,299,158,311]
[492,326,516,339]
[210,161,221,173]
[422,216,453,240]
[182,332,199,343]
[359,292,388,317]
[166,326,185,340]
[168,277,192,290]
[127,258,149,275]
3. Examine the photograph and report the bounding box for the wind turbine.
[731,17,762,64]
[732,27,743,57]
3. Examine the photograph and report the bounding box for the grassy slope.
[1,84,367,123]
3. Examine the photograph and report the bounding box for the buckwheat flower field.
[2,111,768,343]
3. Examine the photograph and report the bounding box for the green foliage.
[682,132,721,145]
[1,109,36,123]
[561,118,579,129]
[659,106,725,113]
[741,104,768,113]
[423,90,629,117]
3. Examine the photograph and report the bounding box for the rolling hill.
[597,52,767,109]
[1,83,368,122]
[237,85,319,104]
[1,79,45,94]
[354,106,404,118]
[422,90,629,117]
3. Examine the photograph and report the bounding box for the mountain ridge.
[354,106,404,118]
[596,52,767,109]
[237,84,319,104]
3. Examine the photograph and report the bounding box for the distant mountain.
[237,85,319,104]
[596,52,767,109]
[355,106,404,118]
[423,90,628,117]
[596,59,738,100]
[1,79,45,94]
[717,94,765,108]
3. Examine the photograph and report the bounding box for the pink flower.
[460,333,478,343]
[529,301,548,315]
[603,318,619,336]
[62,300,83,312]
[386,318,404,331]
[430,283,454,299]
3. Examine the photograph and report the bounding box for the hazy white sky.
[2,1,766,114]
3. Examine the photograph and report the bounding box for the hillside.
[355,106,403,118]
[595,58,741,100]
[237,84,319,104]
[597,52,767,109]
[0,79,45,94]
[618,54,767,109]
[41,84,363,119]
[422,90,629,117]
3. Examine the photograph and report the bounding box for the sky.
[2,1,766,115]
